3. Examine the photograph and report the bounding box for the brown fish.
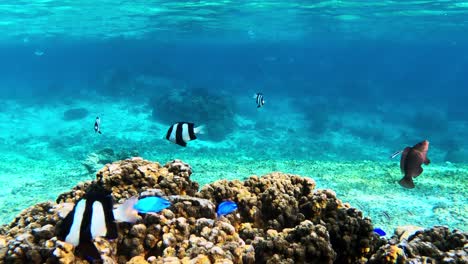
[399,140,430,188]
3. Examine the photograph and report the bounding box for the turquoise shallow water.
[0,0,467,236]
[1,0,468,41]
[0,96,466,234]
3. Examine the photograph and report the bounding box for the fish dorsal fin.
[400,147,411,173]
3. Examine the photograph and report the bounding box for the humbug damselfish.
[56,183,122,262]
[165,122,205,147]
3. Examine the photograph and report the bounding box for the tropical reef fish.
[374,228,386,236]
[217,200,238,217]
[253,92,265,108]
[165,122,205,147]
[94,116,102,134]
[56,183,118,261]
[133,196,171,213]
[399,140,430,189]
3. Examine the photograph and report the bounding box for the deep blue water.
[1,38,467,140]
[1,38,468,102]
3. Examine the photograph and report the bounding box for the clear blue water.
[0,0,467,232]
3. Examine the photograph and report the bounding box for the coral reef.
[196,172,386,263]
[294,98,333,134]
[62,107,89,121]
[97,68,136,97]
[0,158,466,264]
[93,69,179,102]
[149,88,237,141]
[444,147,468,164]
[369,226,467,263]
[82,148,139,174]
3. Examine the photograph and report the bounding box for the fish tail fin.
[113,197,140,223]
[194,125,206,135]
[98,131,102,134]
[253,93,258,99]
[76,240,101,262]
[398,176,415,189]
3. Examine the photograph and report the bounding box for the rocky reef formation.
[62,107,89,121]
[81,148,140,174]
[369,225,467,263]
[149,88,237,141]
[0,158,466,264]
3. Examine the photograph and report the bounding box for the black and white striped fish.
[94,117,102,134]
[253,93,265,108]
[57,183,139,261]
[57,183,117,261]
[165,122,205,147]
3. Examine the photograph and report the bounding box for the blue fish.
[373,228,386,236]
[217,200,238,216]
[133,196,171,213]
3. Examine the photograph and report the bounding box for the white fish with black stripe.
[253,92,265,108]
[94,116,102,134]
[165,122,205,147]
[57,183,139,261]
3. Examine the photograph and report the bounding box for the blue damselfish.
[134,196,171,213]
[217,200,238,216]
[373,228,386,236]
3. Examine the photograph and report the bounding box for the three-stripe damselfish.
[165,122,205,147]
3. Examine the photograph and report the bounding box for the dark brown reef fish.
[399,140,430,189]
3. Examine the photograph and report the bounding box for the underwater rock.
[0,158,466,264]
[296,98,333,134]
[253,220,336,263]
[394,225,424,241]
[401,226,467,263]
[149,87,237,141]
[166,195,216,219]
[409,109,449,141]
[95,69,177,101]
[95,68,141,98]
[62,107,89,121]
[82,148,140,174]
[58,158,198,204]
[197,172,385,263]
[444,148,468,163]
[81,153,101,174]
[369,226,467,264]
[368,244,406,264]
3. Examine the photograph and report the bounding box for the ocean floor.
[0,96,466,235]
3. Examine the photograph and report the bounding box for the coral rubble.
[0,158,466,264]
